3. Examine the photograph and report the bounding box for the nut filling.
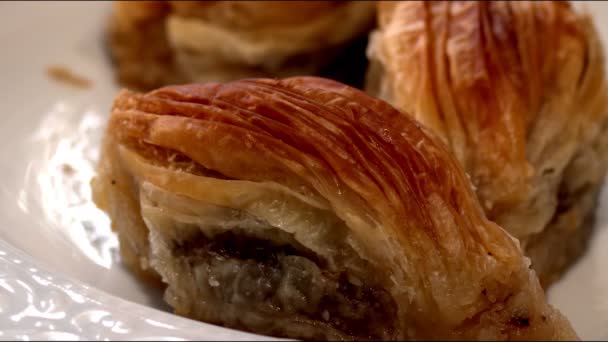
[167,230,397,340]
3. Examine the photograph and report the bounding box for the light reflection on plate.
[34,101,117,269]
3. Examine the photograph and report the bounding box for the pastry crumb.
[46,65,92,89]
[60,163,76,175]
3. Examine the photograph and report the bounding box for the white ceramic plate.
[0,1,607,340]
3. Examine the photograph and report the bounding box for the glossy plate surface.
[0,1,606,340]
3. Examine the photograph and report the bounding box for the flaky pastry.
[107,1,375,90]
[93,77,578,340]
[366,0,608,286]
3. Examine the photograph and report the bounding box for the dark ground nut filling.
[172,230,397,340]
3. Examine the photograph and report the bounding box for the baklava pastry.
[367,1,608,286]
[92,77,578,340]
[107,1,375,90]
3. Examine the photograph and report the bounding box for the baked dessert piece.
[107,1,375,90]
[366,0,608,287]
[92,76,578,340]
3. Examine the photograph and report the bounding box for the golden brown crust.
[168,1,345,29]
[94,77,578,340]
[107,1,376,90]
[367,0,608,285]
[106,1,181,90]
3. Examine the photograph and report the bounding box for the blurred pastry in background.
[108,1,375,90]
[366,0,608,286]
